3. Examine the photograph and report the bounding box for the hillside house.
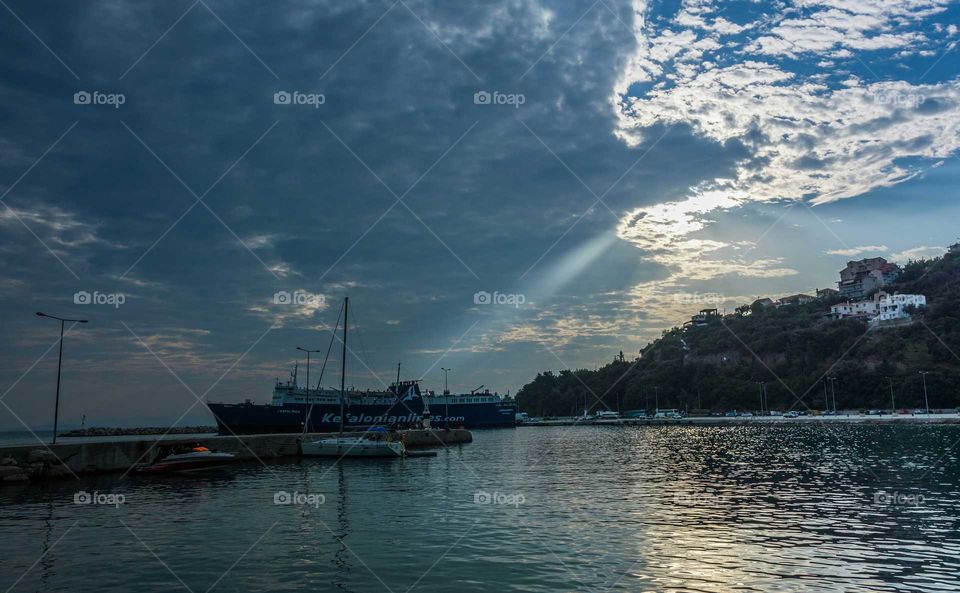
[874,293,926,323]
[689,308,720,326]
[837,257,900,299]
[830,292,884,319]
[752,298,775,309]
[777,293,815,307]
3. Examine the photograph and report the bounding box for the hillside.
[516,250,960,415]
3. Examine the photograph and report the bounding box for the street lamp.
[440,368,451,428]
[919,371,930,414]
[35,312,87,444]
[440,368,451,395]
[886,377,896,414]
[827,377,838,414]
[296,347,321,393]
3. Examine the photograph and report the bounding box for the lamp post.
[919,371,930,414]
[35,312,87,444]
[886,377,895,414]
[441,368,451,395]
[827,377,837,414]
[296,347,321,393]
[440,368,451,427]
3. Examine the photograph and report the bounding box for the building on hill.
[777,293,815,307]
[831,291,927,325]
[873,293,927,324]
[831,299,880,319]
[837,257,900,299]
[830,291,885,319]
[816,287,839,299]
[752,297,775,309]
[688,308,720,326]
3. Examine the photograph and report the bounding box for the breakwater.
[0,428,472,482]
[59,425,217,437]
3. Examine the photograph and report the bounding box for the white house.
[830,298,880,319]
[875,293,926,322]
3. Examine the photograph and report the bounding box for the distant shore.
[520,413,960,426]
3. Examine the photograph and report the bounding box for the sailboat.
[301,297,406,459]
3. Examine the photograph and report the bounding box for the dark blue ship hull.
[426,400,518,428]
[208,397,518,434]
[208,398,425,435]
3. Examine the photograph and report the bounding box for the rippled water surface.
[3,425,960,592]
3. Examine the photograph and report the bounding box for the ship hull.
[208,398,517,434]
[426,400,518,428]
[208,399,425,435]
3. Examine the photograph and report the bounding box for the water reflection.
[331,462,352,592]
[0,425,958,593]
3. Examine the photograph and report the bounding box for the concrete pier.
[0,428,472,481]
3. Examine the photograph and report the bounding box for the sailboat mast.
[339,297,348,435]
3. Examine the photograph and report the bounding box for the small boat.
[301,298,406,460]
[302,428,405,458]
[135,444,237,474]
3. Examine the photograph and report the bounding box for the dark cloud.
[2,0,957,429]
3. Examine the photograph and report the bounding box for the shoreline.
[520,413,960,426]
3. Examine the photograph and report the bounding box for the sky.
[1,0,959,429]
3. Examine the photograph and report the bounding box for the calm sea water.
[2,425,959,593]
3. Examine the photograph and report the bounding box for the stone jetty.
[0,428,472,484]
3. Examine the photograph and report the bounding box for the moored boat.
[302,298,406,459]
[135,444,237,474]
[301,427,405,458]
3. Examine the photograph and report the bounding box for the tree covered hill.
[516,250,960,416]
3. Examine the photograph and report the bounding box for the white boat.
[302,433,405,458]
[301,298,406,460]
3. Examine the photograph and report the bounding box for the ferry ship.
[207,372,518,434]
[423,387,518,428]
